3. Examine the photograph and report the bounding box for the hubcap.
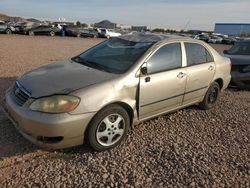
[96,114,125,146]
[208,87,218,104]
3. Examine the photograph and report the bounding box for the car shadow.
[0,77,38,158]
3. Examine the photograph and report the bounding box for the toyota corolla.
[2,33,231,151]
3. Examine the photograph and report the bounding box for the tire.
[87,104,130,151]
[6,29,12,34]
[76,33,81,38]
[199,82,220,110]
[28,30,34,36]
[50,31,55,36]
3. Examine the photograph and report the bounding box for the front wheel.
[199,82,220,110]
[87,104,130,151]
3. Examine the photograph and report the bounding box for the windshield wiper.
[84,60,113,73]
[72,57,113,73]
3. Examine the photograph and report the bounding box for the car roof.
[118,32,190,43]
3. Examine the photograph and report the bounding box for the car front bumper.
[231,71,250,89]
[2,89,95,149]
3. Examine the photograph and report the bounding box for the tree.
[76,21,81,27]
[152,28,165,33]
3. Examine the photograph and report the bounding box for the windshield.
[227,42,250,55]
[72,38,154,74]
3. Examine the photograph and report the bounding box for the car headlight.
[242,65,250,73]
[30,95,80,113]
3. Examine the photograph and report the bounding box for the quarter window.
[185,43,213,66]
[147,43,182,74]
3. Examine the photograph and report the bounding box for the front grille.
[11,81,31,106]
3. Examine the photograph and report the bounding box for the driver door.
[139,42,187,120]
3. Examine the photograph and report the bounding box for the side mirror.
[223,50,228,54]
[141,66,148,75]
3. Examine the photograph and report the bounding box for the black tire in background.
[28,30,34,36]
[50,31,55,36]
[199,82,220,110]
[87,104,130,151]
[5,29,12,34]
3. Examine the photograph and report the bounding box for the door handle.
[208,65,214,71]
[177,72,186,79]
[145,76,151,82]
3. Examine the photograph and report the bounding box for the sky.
[0,0,249,30]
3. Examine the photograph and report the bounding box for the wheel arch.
[85,101,135,132]
[214,78,223,90]
[84,101,135,143]
[98,101,134,127]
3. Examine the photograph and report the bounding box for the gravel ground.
[0,35,249,187]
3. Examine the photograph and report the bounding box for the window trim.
[144,42,183,75]
[184,42,214,67]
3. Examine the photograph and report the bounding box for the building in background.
[214,23,250,36]
[131,26,149,32]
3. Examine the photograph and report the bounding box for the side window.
[185,43,213,66]
[147,43,182,74]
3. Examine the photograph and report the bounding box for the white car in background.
[208,36,223,44]
[100,28,121,38]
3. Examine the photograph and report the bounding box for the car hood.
[18,60,117,98]
[224,54,250,65]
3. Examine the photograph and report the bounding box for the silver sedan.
[2,33,231,151]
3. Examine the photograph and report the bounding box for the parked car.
[224,40,250,89]
[80,29,98,38]
[221,37,236,45]
[208,36,223,44]
[14,22,41,34]
[26,25,61,36]
[63,26,81,37]
[0,22,15,34]
[2,33,231,151]
[194,34,210,43]
[99,29,121,38]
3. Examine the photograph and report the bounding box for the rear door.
[139,42,187,119]
[183,42,215,105]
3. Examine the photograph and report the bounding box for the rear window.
[185,43,213,66]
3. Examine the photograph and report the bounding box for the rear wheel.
[28,30,34,36]
[6,29,12,34]
[199,82,220,110]
[50,31,55,36]
[87,104,130,151]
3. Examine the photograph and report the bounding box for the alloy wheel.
[96,114,125,146]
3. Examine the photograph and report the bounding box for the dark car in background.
[0,22,15,34]
[194,34,210,43]
[13,22,41,34]
[26,25,61,36]
[224,40,250,89]
[80,29,98,38]
[63,26,81,37]
[222,37,237,45]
